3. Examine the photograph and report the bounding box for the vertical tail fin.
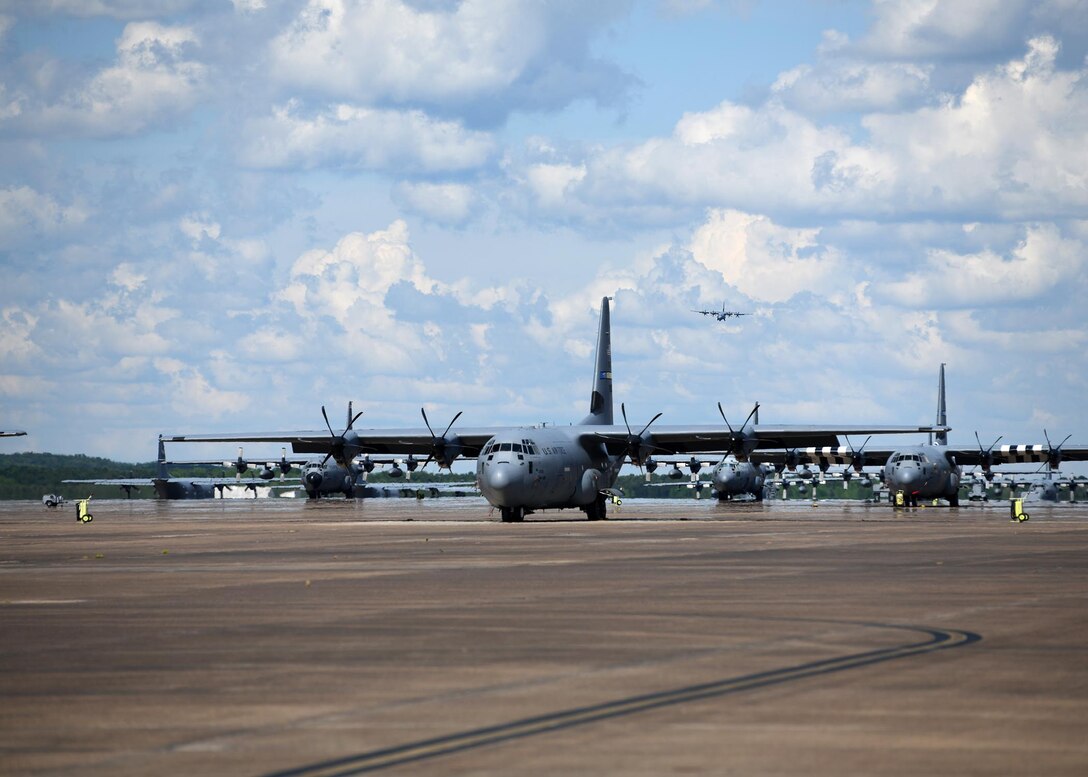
[579,297,613,426]
[157,436,168,479]
[935,363,948,446]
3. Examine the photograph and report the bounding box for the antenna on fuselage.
[935,363,948,446]
[579,296,614,426]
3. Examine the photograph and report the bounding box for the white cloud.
[522,37,1088,225]
[875,223,1086,308]
[273,221,445,374]
[239,101,494,172]
[847,0,1085,62]
[153,358,249,419]
[5,21,207,137]
[391,181,477,224]
[4,2,203,18]
[266,0,633,120]
[0,186,87,248]
[772,60,933,114]
[687,210,846,304]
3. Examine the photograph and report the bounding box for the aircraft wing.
[588,423,944,456]
[63,478,156,486]
[738,441,1088,470]
[165,427,502,458]
[942,443,1088,467]
[62,477,292,487]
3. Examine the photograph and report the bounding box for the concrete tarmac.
[2,497,1087,776]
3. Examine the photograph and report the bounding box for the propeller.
[844,435,872,473]
[974,432,1003,481]
[717,401,760,458]
[277,448,292,480]
[405,454,419,481]
[1044,429,1071,471]
[321,403,363,467]
[357,455,377,481]
[224,446,248,480]
[593,403,663,477]
[643,456,659,482]
[419,407,464,471]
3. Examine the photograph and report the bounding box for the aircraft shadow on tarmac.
[266,619,981,777]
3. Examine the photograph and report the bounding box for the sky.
[1,0,1086,469]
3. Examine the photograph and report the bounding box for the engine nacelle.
[577,468,604,505]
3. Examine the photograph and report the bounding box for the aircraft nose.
[897,466,919,487]
[481,462,524,504]
[304,469,323,489]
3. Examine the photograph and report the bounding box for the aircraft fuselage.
[882,446,960,506]
[710,458,767,500]
[476,426,620,520]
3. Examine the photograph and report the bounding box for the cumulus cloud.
[391,181,478,224]
[0,186,87,248]
[266,0,635,123]
[846,0,1088,64]
[874,223,1086,308]
[516,37,1088,226]
[3,1,204,18]
[688,210,847,304]
[239,101,494,172]
[1,21,207,137]
[772,59,933,114]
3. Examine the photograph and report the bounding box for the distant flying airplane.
[1,430,27,437]
[692,303,749,321]
[166,298,942,521]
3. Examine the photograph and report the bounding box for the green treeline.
[0,453,227,500]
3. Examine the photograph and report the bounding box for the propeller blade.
[716,402,734,435]
[638,412,663,438]
[442,411,463,438]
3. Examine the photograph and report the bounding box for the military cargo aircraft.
[1,430,26,437]
[741,365,1088,507]
[63,438,287,499]
[692,303,749,321]
[646,455,774,501]
[166,298,944,521]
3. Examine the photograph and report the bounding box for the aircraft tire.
[948,494,959,507]
[500,507,523,523]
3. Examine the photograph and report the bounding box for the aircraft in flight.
[1,430,26,437]
[166,298,944,521]
[692,303,749,321]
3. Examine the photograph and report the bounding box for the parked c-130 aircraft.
[166,298,945,521]
[736,364,1088,506]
